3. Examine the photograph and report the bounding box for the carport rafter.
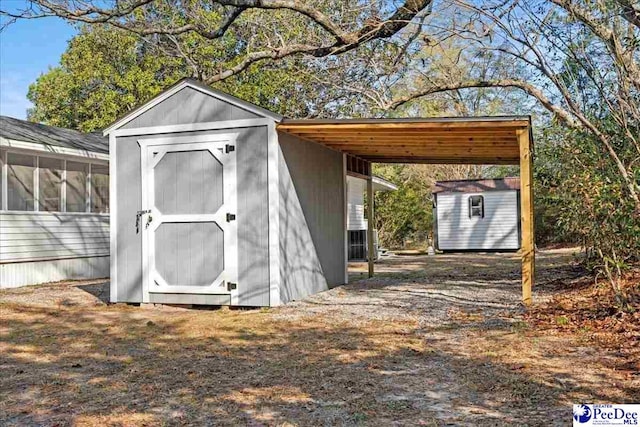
[277,116,535,306]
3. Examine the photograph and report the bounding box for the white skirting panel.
[0,256,109,289]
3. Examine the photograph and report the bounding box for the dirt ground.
[1,248,638,426]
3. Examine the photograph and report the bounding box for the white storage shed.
[432,178,521,252]
[106,79,349,307]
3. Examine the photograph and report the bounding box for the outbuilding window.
[469,195,484,218]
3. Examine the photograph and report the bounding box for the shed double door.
[140,135,237,298]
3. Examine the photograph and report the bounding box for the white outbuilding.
[432,177,521,252]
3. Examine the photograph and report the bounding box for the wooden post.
[367,176,374,278]
[519,129,535,306]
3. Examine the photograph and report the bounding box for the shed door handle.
[136,210,151,233]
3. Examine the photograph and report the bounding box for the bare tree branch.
[549,0,640,90]
[387,78,581,128]
[615,0,640,29]
[1,0,434,84]
[386,77,640,206]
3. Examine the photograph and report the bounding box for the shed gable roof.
[432,177,520,194]
[103,79,283,135]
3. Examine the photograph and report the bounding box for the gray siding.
[0,212,109,262]
[115,135,143,302]
[436,190,520,251]
[237,126,270,306]
[122,87,259,129]
[114,127,269,306]
[277,132,345,304]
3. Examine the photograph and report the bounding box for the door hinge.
[226,213,236,222]
[227,282,237,291]
[225,144,235,154]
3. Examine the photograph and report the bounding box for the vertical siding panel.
[115,135,143,301]
[436,191,520,250]
[277,132,345,303]
[114,126,269,305]
[122,87,259,129]
[236,126,270,306]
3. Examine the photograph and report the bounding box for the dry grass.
[1,249,638,426]
[525,269,640,377]
[1,303,434,426]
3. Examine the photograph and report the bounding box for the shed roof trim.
[103,79,283,135]
[372,176,398,191]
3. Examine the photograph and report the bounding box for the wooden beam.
[519,129,535,306]
[323,147,520,154]
[367,176,374,278]
[332,148,521,156]
[288,132,519,140]
[284,130,519,137]
[361,154,520,160]
[363,157,520,165]
[312,138,519,145]
[321,144,519,150]
[277,120,530,131]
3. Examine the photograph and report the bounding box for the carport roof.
[277,116,531,165]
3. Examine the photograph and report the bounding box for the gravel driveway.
[278,248,585,326]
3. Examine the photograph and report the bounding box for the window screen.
[7,153,36,211]
[66,161,88,212]
[91,164,109,213]
[39,157,63,212]
[469,195,484,218]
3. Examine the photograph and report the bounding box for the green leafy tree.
[27,26,187,132]
[373,164,433,249]
[27,24,332,131]
[535,124,640,307]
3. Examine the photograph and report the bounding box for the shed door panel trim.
[139,134,238,303]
